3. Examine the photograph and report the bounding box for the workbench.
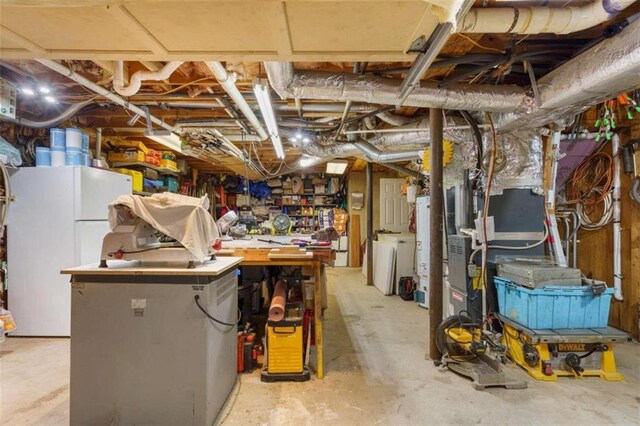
[219,235,334,379]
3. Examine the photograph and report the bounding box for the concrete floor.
[1,267,639,425]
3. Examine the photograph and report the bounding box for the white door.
[379,178,410,232]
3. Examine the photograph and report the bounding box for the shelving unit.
[111,161,180,177]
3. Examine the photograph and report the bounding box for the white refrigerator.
[8,167,131,336]
[415,195,430,308]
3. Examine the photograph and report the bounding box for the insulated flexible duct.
[264,62,529,113]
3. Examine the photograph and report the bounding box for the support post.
[429,108,444,360]
[366,161,374,286]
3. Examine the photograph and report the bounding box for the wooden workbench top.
[61,257,244,276]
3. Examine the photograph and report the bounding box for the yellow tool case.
[262,304,310,382]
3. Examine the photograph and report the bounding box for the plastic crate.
[494,277,613,329]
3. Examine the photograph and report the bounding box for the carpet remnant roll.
[269,280,286,322]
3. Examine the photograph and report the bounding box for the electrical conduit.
[612,134,623,301]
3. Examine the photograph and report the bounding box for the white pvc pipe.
[459,0,636,34]
[204,62,269,141]
[612,134,623,301]
[36,59,176,135]
[113,60,184,97]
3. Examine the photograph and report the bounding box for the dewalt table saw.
[499,314,631,381]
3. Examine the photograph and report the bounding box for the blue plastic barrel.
[81,132,90,152]
[50,128,65,149]
[35,147,51,167]
[65,147,84,166]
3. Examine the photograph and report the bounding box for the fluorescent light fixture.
[145,132,183,152]
[39,86,50,94]
[326,159,349,174]
[299,155,319,168]
[21,87,35,96]
[44,95,56,103]
[253,79,285,159]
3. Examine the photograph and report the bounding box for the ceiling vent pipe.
[204,62,269,141]
[113,61,183,97]
[353,140,423,163]
[264,62,529,113]
[459,0,636,34]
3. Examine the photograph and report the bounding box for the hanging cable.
[566,151,614,230]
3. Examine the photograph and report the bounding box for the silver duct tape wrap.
[482,130,543,193]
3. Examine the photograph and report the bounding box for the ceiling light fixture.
[253,79,285,159]
[302,137,311,143]
[141,106,182,152]
[295,131,302,140]
[326,159,349,175]
[44,95,56,103]
[21,87,35,96]
[145,133,183,152]
[39,86,50,94]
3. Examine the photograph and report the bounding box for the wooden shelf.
[112,161,179,177]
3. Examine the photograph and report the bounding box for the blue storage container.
[495,277,613,329]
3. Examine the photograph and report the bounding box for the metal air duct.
[264,62,529,113]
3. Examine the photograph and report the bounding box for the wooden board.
[349,214,361,267]
[60,257,243,276]
[576,128,640,339]
[268,247,313,260]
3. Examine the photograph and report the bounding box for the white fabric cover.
[108,193,219,261]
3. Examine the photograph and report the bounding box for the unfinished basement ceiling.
[1,0,640,178]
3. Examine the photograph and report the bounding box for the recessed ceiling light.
[302,137,311,143]
[39,86,51,94]
[289,137,297,142]
[295,132,302,140]
[21,87,35,96]
[44,96,56,103]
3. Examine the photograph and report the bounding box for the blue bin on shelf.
[494,277,613,329]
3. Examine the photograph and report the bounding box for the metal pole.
[429,108,444,360]
[366,162,374,286]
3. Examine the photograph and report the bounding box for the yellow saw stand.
[498,314,631,381]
